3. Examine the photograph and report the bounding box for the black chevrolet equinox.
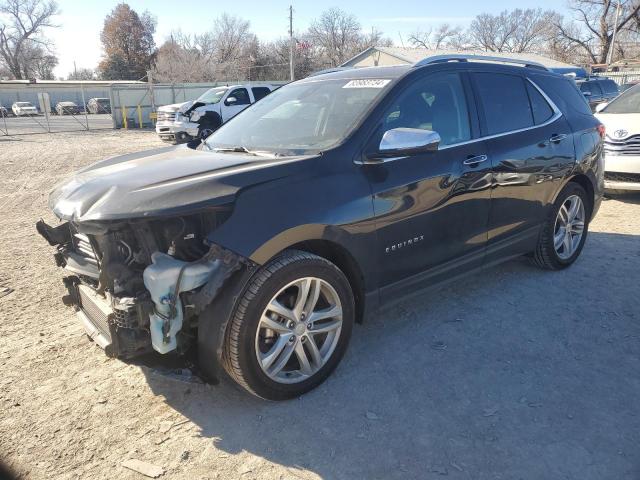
[37,55,604,400]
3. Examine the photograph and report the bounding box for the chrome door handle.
[463,154,488,166]
[549,134,567,143]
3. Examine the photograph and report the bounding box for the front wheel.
[221,250,355,400]
[532,182,590,270]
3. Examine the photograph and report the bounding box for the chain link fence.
[0,83,115,136]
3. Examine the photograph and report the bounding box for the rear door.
[471,71,575,260]
[222,87,252,122]
[364,70,493,300]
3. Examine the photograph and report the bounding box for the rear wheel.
[532,183,590,270]
[222,250,354,400]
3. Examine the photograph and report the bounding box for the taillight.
[597,124,606,139]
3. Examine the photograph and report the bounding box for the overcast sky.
[49,0,571,78]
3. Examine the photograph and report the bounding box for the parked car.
[86,97,111,114]
[12,101,38,116]
[37,55,604,400]
[577,78,620,110]
[155,84,275,144]
[56,101,82,116]
[595,83,640,191]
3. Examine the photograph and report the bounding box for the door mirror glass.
[377,127,440,157]
[595,102,608,113]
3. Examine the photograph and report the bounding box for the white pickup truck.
[155,84,275,144]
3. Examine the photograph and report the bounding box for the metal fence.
[110,81,287,129]
[0,84,114,136]
[593,70,640,85]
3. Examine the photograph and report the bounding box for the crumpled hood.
[158,101,193,113]
[49,145,315,223]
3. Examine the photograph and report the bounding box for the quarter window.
[474,73,533,135]
[379,72,471,146]
[526,82,554,125]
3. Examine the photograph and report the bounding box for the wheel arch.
[566,173,595,217]
[288,239,367,324]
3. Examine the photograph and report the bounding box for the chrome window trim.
[357,76,563,164]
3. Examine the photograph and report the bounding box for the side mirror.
[595,102,608,113]
[366,128,440,162]
[226,96,237,105]
[583,91,592,97]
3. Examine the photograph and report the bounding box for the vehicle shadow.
[141,231,640,479]
[605,191,640,205]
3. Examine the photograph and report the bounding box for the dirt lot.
[0,130,639,480]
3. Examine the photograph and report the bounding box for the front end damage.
[36,212,251,361]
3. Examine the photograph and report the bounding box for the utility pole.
[606,1,622,67]
[289,5,295,81]
[73,60,77,79]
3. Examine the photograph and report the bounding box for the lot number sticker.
[343,79,391,89]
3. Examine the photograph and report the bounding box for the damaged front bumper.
[36,219,248,360]
[155,120,200,142]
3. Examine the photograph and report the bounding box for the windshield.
[16,102,32,107]
[205,78,392,155]
[197,87,227,105]
[602,84,640,114]
[97,99,109,104]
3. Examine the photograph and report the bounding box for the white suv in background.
[595,83,640,191]
[155,84,274,144]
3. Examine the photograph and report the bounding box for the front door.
[222,87,252,122]
[363,71,493,302]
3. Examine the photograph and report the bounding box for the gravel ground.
[0,130,639,480]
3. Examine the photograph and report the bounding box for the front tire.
[532,182,590,270]
[222,250,355,400]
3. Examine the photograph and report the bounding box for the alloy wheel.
[553,194,585,260]
[255,277,343,384]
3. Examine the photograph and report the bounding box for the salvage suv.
[155,84,274,144]
[38,55,604,400]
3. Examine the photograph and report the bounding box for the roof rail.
[414,54,549,71]
[307,66,355,77]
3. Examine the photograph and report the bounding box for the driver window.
[227,88,250,106]
[380,72,471,147]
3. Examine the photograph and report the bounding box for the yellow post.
[122,106,128,129]
[137,105,143,128]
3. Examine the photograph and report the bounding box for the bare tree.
[468,9,558,53]
[0,0,59,79]
[409,24,464,50]
[308,8,362,67]
[555,0,640,64]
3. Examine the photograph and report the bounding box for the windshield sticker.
[343,79,391,89]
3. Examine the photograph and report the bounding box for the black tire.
[221,250,355,400]
[531,182,590,270]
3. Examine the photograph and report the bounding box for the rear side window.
[582,81,602,95]
[251,87,271,101]
[601,80,619,95]
[531,75,592,116]
[474,73,533,135]
[526,82,554,124]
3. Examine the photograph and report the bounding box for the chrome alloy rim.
[554,194,585,260]
[255,277,343,384]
